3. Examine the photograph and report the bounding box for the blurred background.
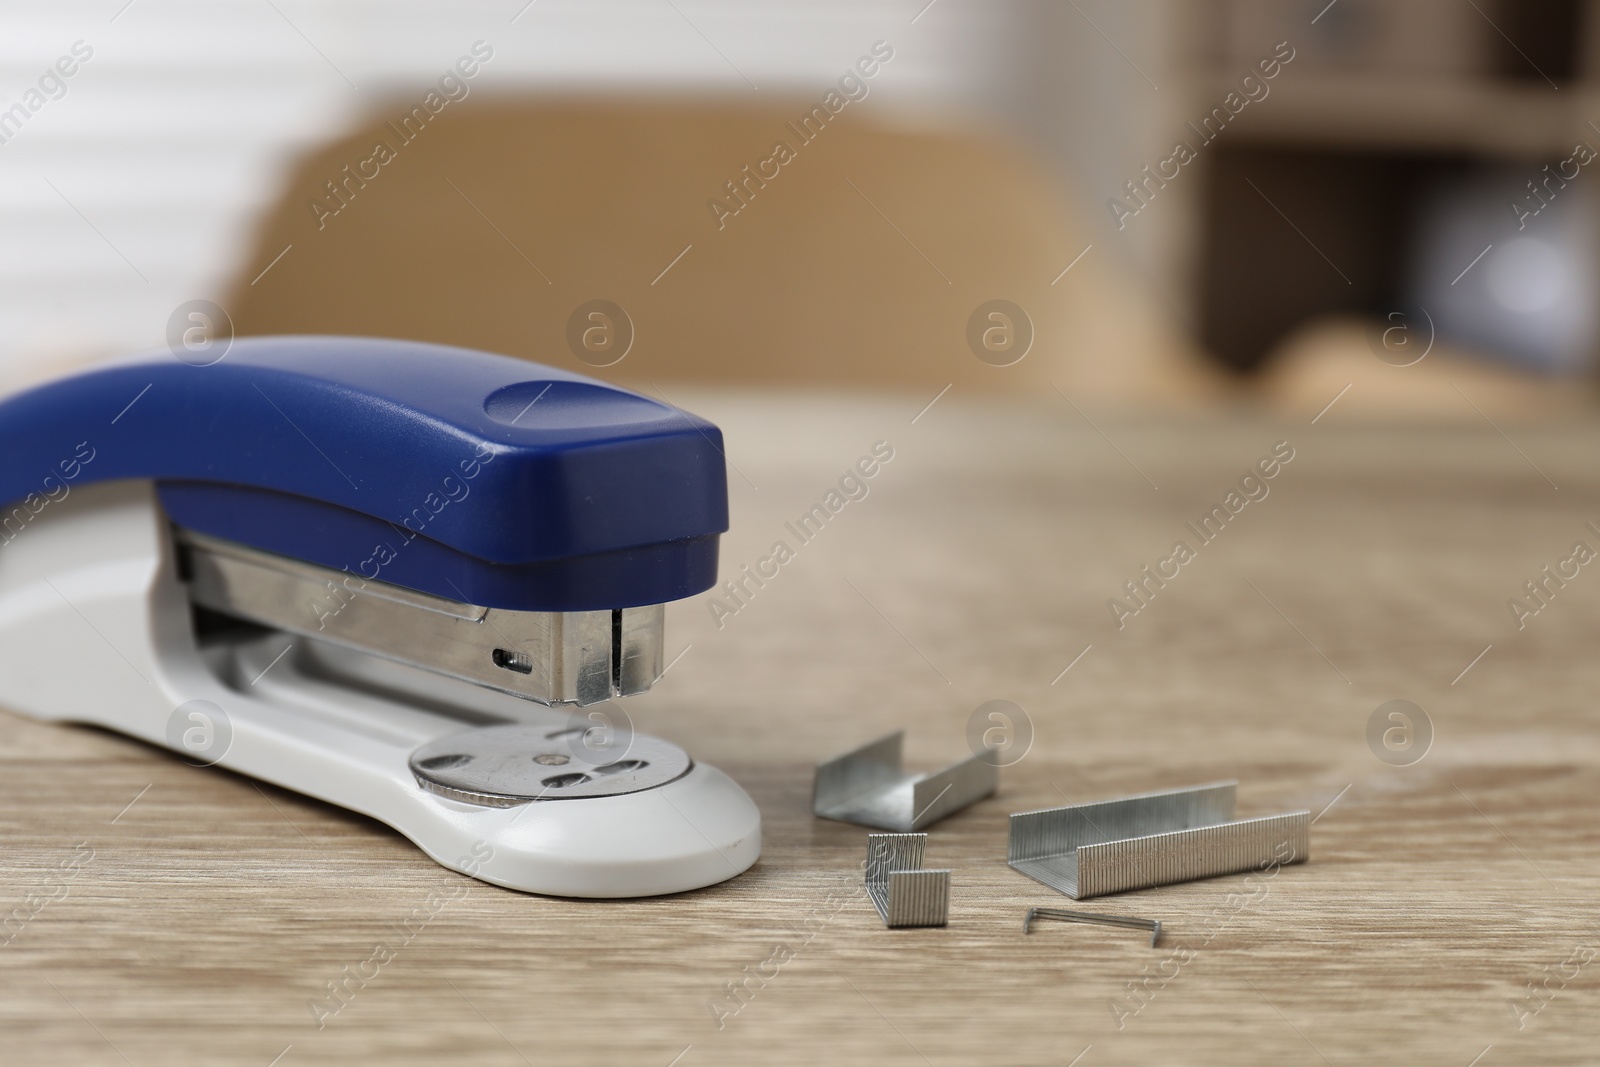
[3,0,1598,419]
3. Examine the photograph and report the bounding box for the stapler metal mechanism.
[0,336,759,897]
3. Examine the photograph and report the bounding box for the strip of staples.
[1075,812,1308,899]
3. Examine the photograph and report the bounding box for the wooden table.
[3,393,1597,1065]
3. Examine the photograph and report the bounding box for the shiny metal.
[178,529,665,706]
[1023,906,1162,947]
[617,603,664,694]
[1008,782,1309,900]
[813,731,997,831]
[409,723,693,806]
[865,833,949,929]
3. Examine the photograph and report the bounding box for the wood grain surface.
[3,392,1598,1066]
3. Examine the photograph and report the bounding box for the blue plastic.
[0,336,727,611]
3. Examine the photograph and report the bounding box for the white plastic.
[0,481,760,897]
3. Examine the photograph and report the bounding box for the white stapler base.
[0,482,760,898]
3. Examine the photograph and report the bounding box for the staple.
[1023,906,1161,947]
[865,833,950,928]
[814,730,997,831]
[1008,781,1309,899]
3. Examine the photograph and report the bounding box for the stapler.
[0,336,759,897]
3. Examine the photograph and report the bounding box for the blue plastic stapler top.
[0,336,728,611]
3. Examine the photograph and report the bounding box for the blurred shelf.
[1192,70,1597,158]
